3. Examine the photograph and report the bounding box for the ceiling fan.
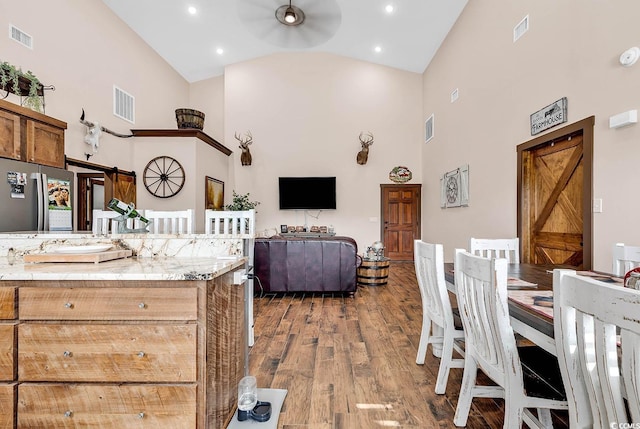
[236,0,341,49]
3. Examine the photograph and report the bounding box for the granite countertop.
[0,256,246,281]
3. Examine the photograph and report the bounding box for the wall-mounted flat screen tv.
[279,177,336,210]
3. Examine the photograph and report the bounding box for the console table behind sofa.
[253,236,358,294]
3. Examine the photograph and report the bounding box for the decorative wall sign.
[441,164,469,208]
[389,166,412,183]
[530,97,567,135]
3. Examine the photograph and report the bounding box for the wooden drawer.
[19,287,197,320]
[0,384,15,428]
[0,325,15,381]
[0,287,17,320]
[18,383,196,428]
[18,324,196,382]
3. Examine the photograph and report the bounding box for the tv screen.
[279,177,336,210]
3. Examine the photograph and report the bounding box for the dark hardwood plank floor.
[249,262,570,428]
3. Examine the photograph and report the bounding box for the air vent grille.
[113,86,135,123]
[425,114,434,143]
[9,24,32,49]
[513,15,529,42]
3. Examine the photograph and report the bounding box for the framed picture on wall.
[205,176,224,210]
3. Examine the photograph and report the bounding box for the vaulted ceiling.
[102,0,468,82]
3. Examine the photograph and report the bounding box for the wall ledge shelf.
[131,129,232,156]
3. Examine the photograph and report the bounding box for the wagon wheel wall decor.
[143,156,186,198]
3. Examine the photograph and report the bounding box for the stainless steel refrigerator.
[0,158,74,232]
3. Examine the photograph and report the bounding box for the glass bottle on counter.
[107,198,150,223]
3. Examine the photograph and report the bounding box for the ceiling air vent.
[425,114,434,143]
[513,15,529,42]
[9,24,32,49]
[113,86,135,124]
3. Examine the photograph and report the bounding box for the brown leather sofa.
[253,236,358,294]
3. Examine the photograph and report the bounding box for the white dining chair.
[414,240,465,394]
[470,237,520,263]
[553,269,640,429]
[92,209,119,234]
[453,250,567,428]
[205,209,255,237]
[92,209,145,234]
[144,209,194,234]
[205,209,256,346]
[611,242,640,276]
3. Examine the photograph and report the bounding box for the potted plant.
[224,191,260,212]
[0,61,44,112]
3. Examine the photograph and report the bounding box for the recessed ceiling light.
[374,46,382,53]
[384,4,396,14]
[188,6,197,15]
[216,47,224,55]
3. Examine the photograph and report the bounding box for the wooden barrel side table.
[357,258,390,286]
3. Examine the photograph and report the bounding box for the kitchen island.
[0,232,248,428]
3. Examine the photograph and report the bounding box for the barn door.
[517,117,594,269]
[381,184,421,261]
[104,170,136,206]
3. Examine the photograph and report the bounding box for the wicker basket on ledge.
[175,108,205,130]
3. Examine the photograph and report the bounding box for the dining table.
[443,262,623,356]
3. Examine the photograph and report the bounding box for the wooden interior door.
[517,117,594,269]
[381,184,421,261]
[77,173,103,231]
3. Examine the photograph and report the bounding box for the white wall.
[2,0,234,228]
[10,0,636,269]
[421,0,640,270]
[1,0,189,172]
[223,52,423,252]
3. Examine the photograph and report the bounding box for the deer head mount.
[79,109,133,158]
[356,131,374,165]
[235,131,253,166]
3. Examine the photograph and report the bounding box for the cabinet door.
[0,384,15,428]
[0,110,20,160]
[0,325,15,381]
[26,120,65,167]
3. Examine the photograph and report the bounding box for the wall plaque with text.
[530,97,567,135]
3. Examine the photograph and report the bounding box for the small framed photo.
[295,225,304,232]
[205,176,224,210]
[280,225,288,233]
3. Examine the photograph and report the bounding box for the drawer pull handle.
[138,302,146,309]
[137,351,145,358]
[64,302,74,309]
[63,350,73,358]
[64,410,73,418]
[138,412,145,419]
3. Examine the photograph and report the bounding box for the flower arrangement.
[0,61,43,112]
[224,191,260,212]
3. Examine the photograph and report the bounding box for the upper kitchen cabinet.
[0,99,66,168]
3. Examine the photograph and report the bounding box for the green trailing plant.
[224,191,260,212]
[0,61,43,112]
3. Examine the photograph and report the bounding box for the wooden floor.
[249,262,570,428]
